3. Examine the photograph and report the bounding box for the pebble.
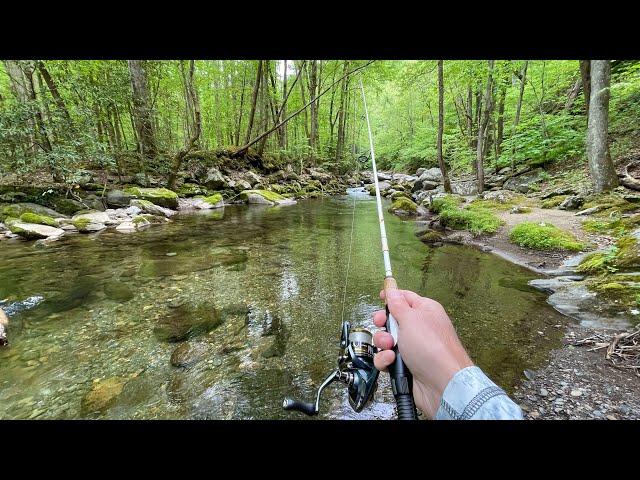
[539,388,548,397]
[570,389,582,397]
[606,414,617,421]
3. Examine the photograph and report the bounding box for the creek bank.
[513,324,640,420]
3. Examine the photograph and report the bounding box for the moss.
[615,235,640,269]
[430,195,502,236]
[124,187,178,208]
[577,252,612,274]
[389,197,418,215]
[418,229,443,244]
[239,189,286,203]
[509,222,585,251]
[177,183,208,197]
[541,195,568,209]
[196,193,223,207]
[72,218,91,230]
[586,278,640,307]
[19,212,57,227]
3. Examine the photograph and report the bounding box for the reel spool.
[282,322,379,416]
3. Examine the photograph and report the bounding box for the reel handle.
[282,398,318,416]
[383,277,418,421]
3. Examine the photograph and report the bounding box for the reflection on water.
[0,191,569,419]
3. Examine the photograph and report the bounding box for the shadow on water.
[0,194,570,419]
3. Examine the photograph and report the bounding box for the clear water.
[0,189,568,419]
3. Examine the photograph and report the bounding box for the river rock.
[124,187,179,209]
[1,202,65,220]
[559,195,584,211]
[106,190,133,208]
[503,168,546,193]
[170,342,209,368]
[130,199,176,218]
[103,282,134,302]
[6,220,65,240]
[154,302,223,342]
[451,180,478,196]
[419,168,443,183]
[116,221,136,233]
[204,167,228,189]
[0,308,8,346]
[309,168,332,183]
[72,211,110,224]
[81,377,127,414]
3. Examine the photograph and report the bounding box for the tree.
[586,60,618,192]
[476,60,494,193]
[437,60,452,193]
[579,60,591,116]
[127,60,157,161]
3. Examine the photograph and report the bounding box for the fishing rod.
[282,77,417,420]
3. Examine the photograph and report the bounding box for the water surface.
[0,189,569,419]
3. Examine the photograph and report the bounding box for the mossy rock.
[81,377,126,414]
[19,212,57,227]
[240,189,286,204]
[541,195,568,209]
[124,187,178,209]
[389,197,418,216]
[43,197,86,215]
[0,203,64,221]
[417,229,443,244]
[195,193,224,208]
[177,183,209,197]
[509,222,584,251]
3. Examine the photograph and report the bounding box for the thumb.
[385,289,413,324]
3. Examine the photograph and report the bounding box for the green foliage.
[509,222,584,251]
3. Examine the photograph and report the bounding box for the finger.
[384,289,413,323]
[373,309,387,327]
[381,289,424,308]
[374,349,395,372]
[373,331,394,350]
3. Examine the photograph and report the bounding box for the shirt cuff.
[435,366,523,420]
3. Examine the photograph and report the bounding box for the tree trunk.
[280,60,288,149]
[586,60,618,193]
[580,60,591,117]
[127,60,157,161]
[437,60,452,193]
[244,60,263,145]
[476,60,495,194]
[336,61,350,161]
[495,83,506,162]
[168,60,201,189]
[511,60,528,171]
[308,60,319,159]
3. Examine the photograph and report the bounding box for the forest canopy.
[1,60,639,187]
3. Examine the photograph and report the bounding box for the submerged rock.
[170,342,209,368]
[81,377,127,414]
[103,282,134,302]
[154,302,223,342]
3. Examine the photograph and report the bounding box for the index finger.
[379,288,424,307]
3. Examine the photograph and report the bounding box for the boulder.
[106,190,133,208]
[203,167,228,190]
[416,167,426,177]
[558,195,584,211]
[0,203,64,221]
[480,189,520,203]
[377,171,393,181]
[130,199,177,218]
[419,168,443,183]
[5,219,65,240]
[309,168,332,183]
[72,211,111,225]
[389,197,418,217]
[124,187,179,209]
[503,168,545,193]
[240,190,297,206]
[450,180,478,196]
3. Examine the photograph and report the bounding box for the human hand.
[373,289,473,419]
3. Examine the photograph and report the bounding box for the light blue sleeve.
[434,366,524,420]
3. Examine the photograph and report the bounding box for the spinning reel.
[282,322,379,416]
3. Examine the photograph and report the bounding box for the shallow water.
[0,189,569,419]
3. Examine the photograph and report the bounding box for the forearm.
[435,366,523,420]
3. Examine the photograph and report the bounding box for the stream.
[0,188,570,419]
